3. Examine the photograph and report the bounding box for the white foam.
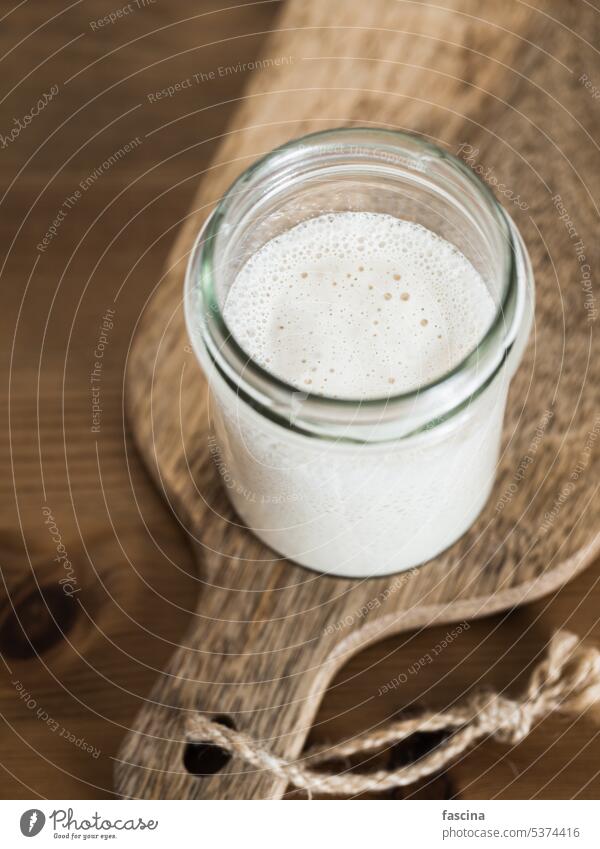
[224,212,496,399]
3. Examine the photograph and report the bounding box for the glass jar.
[184,128,534,578]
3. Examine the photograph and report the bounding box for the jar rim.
[184,127,532,442]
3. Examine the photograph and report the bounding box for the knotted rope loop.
[186,630,600,796]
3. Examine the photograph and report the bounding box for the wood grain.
[2,0,600,802]
[114,0,600,799]
[0,0,279,798]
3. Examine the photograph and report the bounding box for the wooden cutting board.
[114,0,600,799]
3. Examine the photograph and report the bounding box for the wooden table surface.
[1,0,600,800]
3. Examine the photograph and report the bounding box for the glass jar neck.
[185,128,532,443]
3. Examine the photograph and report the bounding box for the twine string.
[186,630,600,795]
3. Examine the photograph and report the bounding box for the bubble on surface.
[223,212,495,399]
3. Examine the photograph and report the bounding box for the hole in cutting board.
[0,583,79,659]
[183,714,236,777]
[384,727,456,799]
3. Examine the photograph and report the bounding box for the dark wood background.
[1,0,600,799]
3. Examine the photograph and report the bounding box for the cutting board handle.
[114,535,368,799]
